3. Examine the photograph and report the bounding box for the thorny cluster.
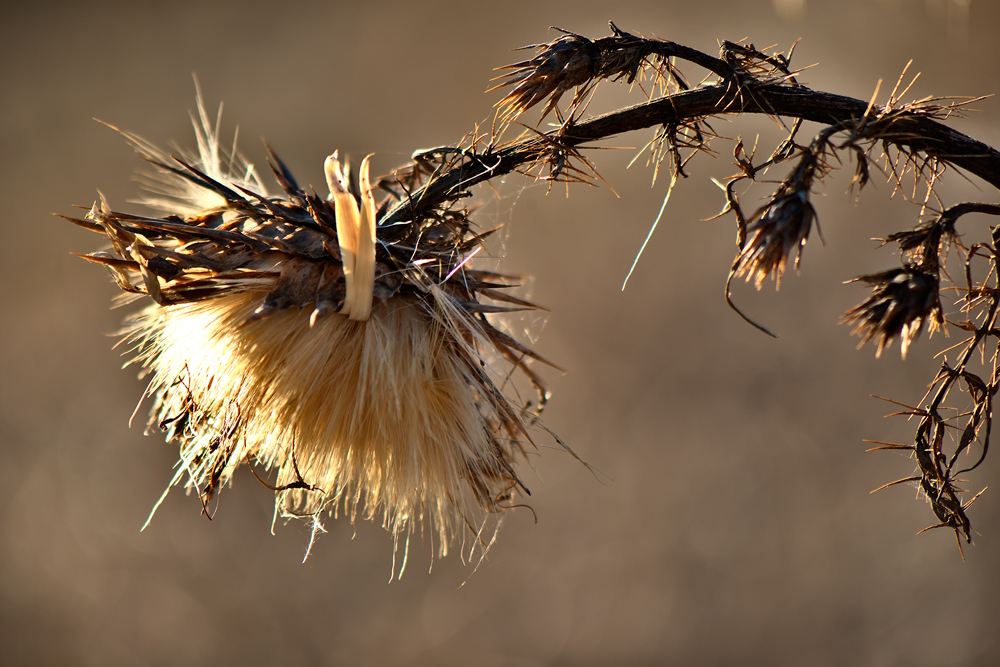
[69,23,1000,557]
[480,24,1000,553]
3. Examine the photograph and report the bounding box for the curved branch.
[382,82,1000,227]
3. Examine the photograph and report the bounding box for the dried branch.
[376,24,1000,553]
[67,22,1000,561]
[383,65,1000,229]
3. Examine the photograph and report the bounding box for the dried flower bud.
[491,23,682,126]
[733,188,815,290]
[842,267,943,359]
[491,32,597,123]
[69,103,556,566]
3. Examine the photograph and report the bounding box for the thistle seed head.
[69,100,556,565]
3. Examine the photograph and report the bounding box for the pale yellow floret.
[324,153,377,321]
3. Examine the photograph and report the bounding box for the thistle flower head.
[67,99,556,567]
[842,267,943,359]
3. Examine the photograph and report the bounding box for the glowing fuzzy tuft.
[66,96,555,564]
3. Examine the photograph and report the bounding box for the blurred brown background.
[3,0,1000,664]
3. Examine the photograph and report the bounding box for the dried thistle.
[66,97,555,567]
[733,187,816,290]
[842,268,943,358]
[490,23,692,127]
[732,141,824,290]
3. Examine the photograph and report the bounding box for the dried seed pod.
[70,102,556,565]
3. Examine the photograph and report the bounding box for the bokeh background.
[3,0,999,664]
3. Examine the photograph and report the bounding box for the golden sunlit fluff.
[65,96,556,568]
